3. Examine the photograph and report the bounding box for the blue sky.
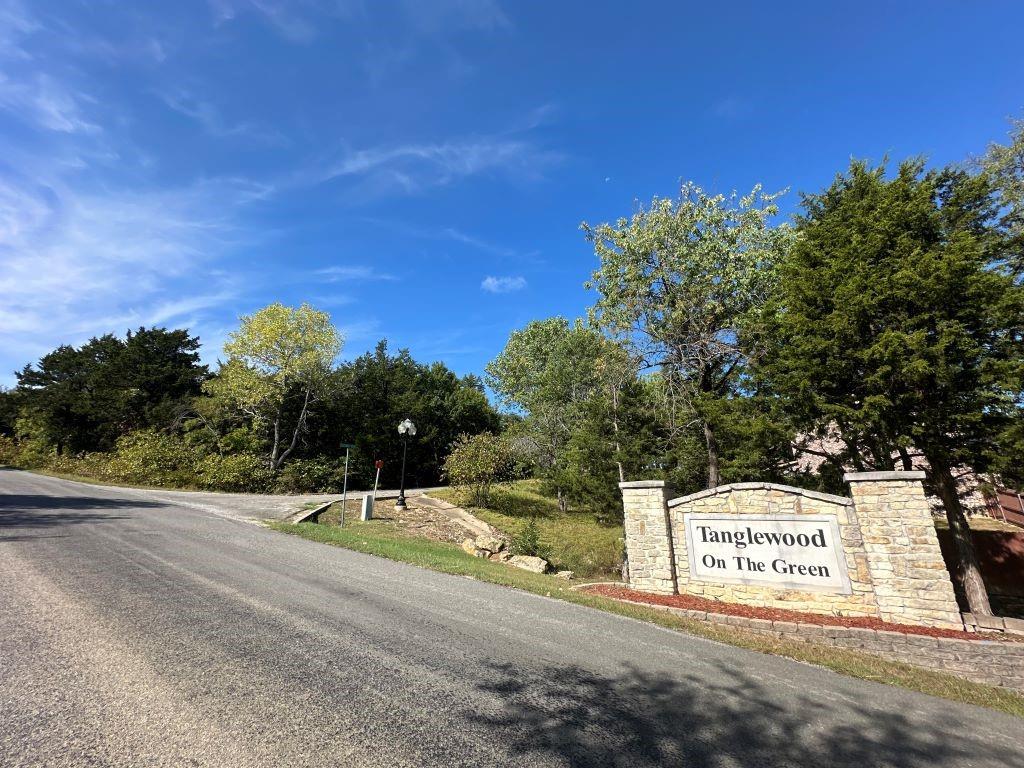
[1,1,1022,388]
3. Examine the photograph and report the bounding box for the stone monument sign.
[620,471,964,629]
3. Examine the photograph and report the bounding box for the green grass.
[269,517,1024,718]
[430,480,624,577]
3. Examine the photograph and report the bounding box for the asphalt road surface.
[2,468,1021,768]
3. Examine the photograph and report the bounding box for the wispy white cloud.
[208,0,364,43]
[146,291,241,326]
[157,88,284,144]
[0,72,99,133]
[481,275,526,293]
[314,265,398,282]
[0,172,270,381]
[209,0,508,45]
[319,135,562,196]
[441,227,518,257]
[335,318,383,354]
[0,0,38,60]
[353,217,542,262]
[398,0,510,35]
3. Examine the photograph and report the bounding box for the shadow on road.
[471,659,1016,767]
[0,494,164,529]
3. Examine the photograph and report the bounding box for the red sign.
[375,459,384,469]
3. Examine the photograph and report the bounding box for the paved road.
[1,468,1021,767]
[48,482,438,522]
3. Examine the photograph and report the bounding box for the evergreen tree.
[15,328,206,453]
[310,341,499,488]
[759,159,1024,616]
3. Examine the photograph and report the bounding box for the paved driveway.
[1,468,1021,767]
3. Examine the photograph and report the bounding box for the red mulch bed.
[584,584,1021,642]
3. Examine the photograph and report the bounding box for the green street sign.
[340,442,356,449]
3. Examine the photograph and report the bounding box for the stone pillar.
[619,480,677,594]
[845,471,963,629]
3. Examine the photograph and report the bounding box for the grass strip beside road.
[268,519,1024,718]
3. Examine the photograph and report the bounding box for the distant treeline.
[0,330,500,493]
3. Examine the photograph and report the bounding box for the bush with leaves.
[196,453,274,492]
[0,435,20,466]
[106,430,196,487]
[46,451,115,481]
[274,457,343,493]
[511,517,550,560]
[442,432,513,506]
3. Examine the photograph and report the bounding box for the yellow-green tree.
[207,302,343,470]
[584,183,794,488]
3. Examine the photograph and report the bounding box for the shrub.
[275,457,343,493]
[443,432,513,506]
[12,438,55,469]
[511,516,550,560]
[0,435,20,466]
[196,453,274,492]
[106,430,196,487]
[47,451,114,480]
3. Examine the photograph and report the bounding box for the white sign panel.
[684,514,851,594]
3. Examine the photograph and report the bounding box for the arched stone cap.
[666,481,852,509]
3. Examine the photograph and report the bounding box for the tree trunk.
[897,446,913,472]
[269,416,281,470]
[704,420,721,488]
[929,456,993,617]
[276,387,311,470]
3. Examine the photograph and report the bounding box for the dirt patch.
[583,584,1023,642]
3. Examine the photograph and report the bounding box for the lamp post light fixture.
[395,418,416,509]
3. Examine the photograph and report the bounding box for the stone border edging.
[598,593,1024,691]
[666,481,853,509]
[962,612,1024,635]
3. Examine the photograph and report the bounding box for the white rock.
[508,555,549,574]
[474,534,505,553]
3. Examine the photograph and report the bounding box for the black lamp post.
[395,418,416,509]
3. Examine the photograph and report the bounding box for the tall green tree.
[981,117,1024,276]
[759,159,1024,617]
[15,328,206,453]
[119,327,207,431]
[584,183,794,487]
[206,303,343,470]
[486,317,651,515]
[486,318,606,508]
[312,341,499,488]
[0,388,17,437]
